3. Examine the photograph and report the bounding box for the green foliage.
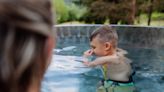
[80,0,136,24]
[52,0,69,23]
[153,0,164,12]
[152,12,164,20]
[136,0,164,15]
[52,0,86,23]
[67,4,86,21]
[52,0,163,24]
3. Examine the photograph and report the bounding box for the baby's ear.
[105,42,111,50]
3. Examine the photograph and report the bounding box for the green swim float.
[97,65,136,92]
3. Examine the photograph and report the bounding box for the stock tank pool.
[42,24,164,92]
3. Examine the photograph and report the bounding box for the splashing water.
[47,55,91,74]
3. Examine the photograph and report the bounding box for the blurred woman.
[0,0,55,92]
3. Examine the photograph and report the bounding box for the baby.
[83,25,135,92]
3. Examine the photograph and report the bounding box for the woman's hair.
[0,0,53,92]
[90,25,118,48]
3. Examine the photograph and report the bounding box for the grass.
[135,13,164,27]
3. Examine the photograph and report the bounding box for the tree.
[52,0,86,23]
[52,0,69,23]
[153,0,164,12]
[136,0,164,25]
[79,0,136,24]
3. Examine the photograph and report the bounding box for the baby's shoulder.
[121,56,132,64]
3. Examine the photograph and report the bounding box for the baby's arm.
[83,55,119,67]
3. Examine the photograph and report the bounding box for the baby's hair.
[90,25,118,48]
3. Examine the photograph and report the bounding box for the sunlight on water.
[42,54,100,92]
[48,55,91,74]
[53,46,76,53]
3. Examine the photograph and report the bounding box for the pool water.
[42,42,164,92]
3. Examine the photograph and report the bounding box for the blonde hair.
[90,25,118,48]
[0,0,53,92]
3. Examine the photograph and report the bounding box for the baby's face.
[90,36,107,57]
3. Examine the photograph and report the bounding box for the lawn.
[135,13,164,27]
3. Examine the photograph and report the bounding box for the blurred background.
[52,0,164,26]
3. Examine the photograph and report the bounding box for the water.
[42,44,102,92]
[42,25,164,92]
[125,47,164,92]
[42,43,164,92]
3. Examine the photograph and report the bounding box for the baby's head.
[89,25,118,56]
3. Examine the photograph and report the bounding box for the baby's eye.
[90,45,96,49]
[91,47,95,49]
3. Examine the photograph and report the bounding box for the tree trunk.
[148,0,153,26]
[129,0,136,24]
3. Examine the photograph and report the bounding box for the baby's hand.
[83,49,93,58]
[83,61,91,67]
